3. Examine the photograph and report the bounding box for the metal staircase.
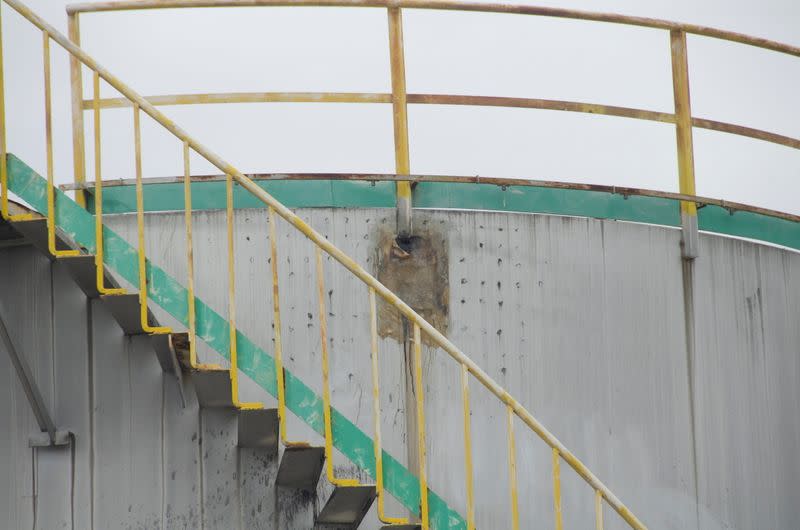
[0,0,660,528]
[2,179,388,528]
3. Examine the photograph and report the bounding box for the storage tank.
[1,1,798,529]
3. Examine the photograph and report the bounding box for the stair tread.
[58,253,121,299]
[237,408,278,452]
[316,484,376,527]
[101,293,160,336]
[192,369,235,408]
[9,217,77,255]
[149,332,185,377]
[276,445,325,491]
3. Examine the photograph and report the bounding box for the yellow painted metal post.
[0,2,7,219]
[461,364,476,530]
[133,104,169,333]
[670,29,698,259]
[412,323,430,529]
[183,142,198,365]
[317,247,360,487]
[183,143,219,370]
[387,7,412,238]
[43,32,79,258]
[552,448,563,530]
[0,2,5,218]
[270,206,305,446]
[68,13,86,208]
[507,404,520,530]
[225,170,262,409]
[93,71,124,295]
[595,490,605,530]
[0,3,30,221]
[370,287,410,524]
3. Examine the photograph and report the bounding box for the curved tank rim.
[58,170,800,254]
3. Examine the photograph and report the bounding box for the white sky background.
[3,0,799,213]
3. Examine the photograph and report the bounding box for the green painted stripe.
[91,177,800,253]
[7,154,462,530]
[414,181,681,227]
[698,204,800,251]
[90,179,397,214]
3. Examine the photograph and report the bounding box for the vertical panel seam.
[50,265,56,427]
[161,374,166,529]
[87,300,95,530]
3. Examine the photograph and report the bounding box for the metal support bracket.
[29,430,72,447]
[680,211,699,260]
[0,307,66,446]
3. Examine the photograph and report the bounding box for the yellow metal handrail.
[15,0,800,528]
[64,0,800,266]
[92,71,126,295]
[64,0,800,203]
[59,0,800,61]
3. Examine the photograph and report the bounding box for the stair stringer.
[7,153,463,530]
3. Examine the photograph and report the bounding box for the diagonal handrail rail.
[0,0,646,527]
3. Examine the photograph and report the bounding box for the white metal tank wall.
[0,246,280,529]
[102,206,800,530]
[2,206,798,529]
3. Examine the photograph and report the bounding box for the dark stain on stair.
[373,223,449,346]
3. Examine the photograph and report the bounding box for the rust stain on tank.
[373,223,449,345]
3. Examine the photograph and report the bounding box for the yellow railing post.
[595,489,605,530]
[370,287,411,524]
[269,206,305,446]
[670,29,699,259]
[317,246,360,487]
[507,404,520,530]
[461,364,475,530]
[0,3,29,220]
[133,104,169,333]
[412,323,429,529]
[43,31,79,257]
[387,6,412,238]
[0,0,7,218]
[92,71,125,295]
[182,142,220,370]
[183,142,198,364]
[225,170,262,409]
[552,448,563,530]
[68,12,86,208]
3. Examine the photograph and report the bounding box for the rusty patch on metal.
[374,223,448,345]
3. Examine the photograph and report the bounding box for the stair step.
[317,484,376,527]
[9,217,77,256]
[276,445,325,491]
[59,253,121,299]
[149,332,186,377]
[193,369,235,408]
[237,408,278,452]
[101,293,160,335]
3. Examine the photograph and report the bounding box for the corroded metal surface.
[375,225,449,345]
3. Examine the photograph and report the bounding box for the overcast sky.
[4,0,799,214]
